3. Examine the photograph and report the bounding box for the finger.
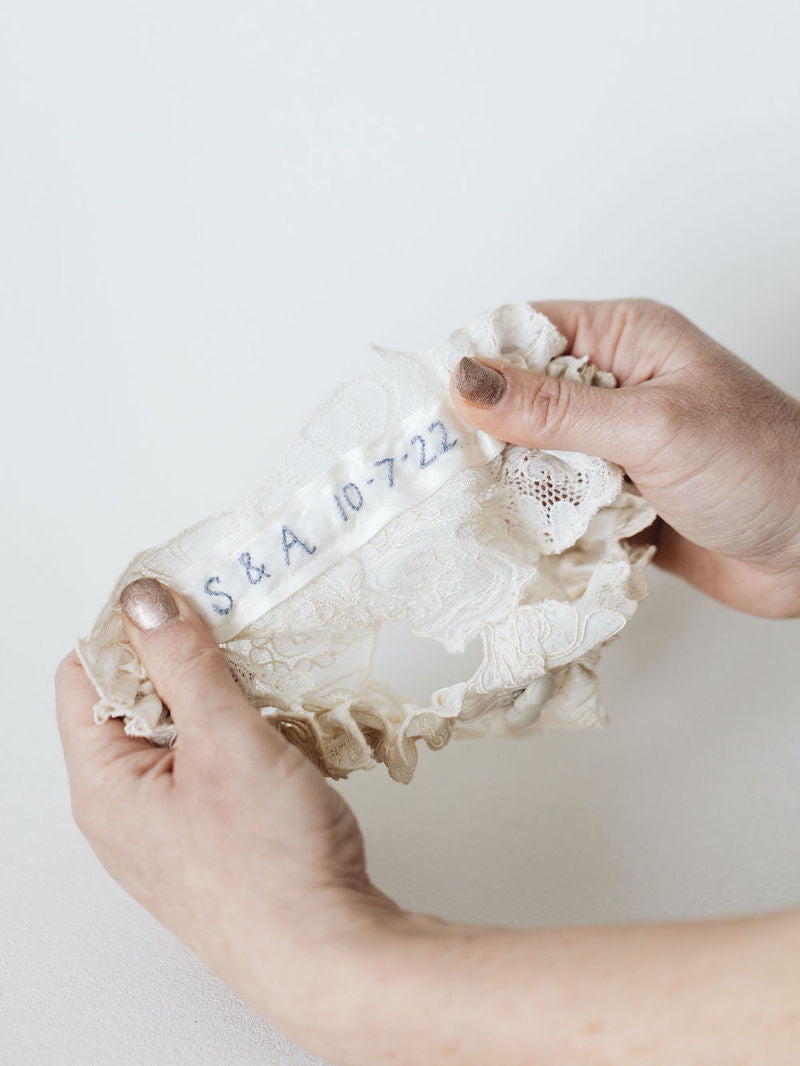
[55,650,158,784]
[530,300,624,371]
[449,354,658,466]
[118,578,273,745]
[530,298,685,384]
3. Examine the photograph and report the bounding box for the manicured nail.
[453,356,507,407]
[120,577,179,631]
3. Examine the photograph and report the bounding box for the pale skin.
[55,299,800,1065]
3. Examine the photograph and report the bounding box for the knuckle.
[617,298,686,332]
[521,375,571,437]
[155,623,222,689]
[617,296,666,317]
[621,297,663,314]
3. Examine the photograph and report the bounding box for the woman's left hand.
[56,576,800,1066]
[55,577,405,1035]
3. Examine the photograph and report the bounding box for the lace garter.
[75,303,656,783]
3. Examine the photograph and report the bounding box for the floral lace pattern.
[76,304,656,783]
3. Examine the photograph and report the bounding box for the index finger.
[55,651,156,790]
[530,298,683,384]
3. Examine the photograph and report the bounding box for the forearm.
[277,906,800,1066]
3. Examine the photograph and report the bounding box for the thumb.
[449,355,644,464]
[119,577,258,742]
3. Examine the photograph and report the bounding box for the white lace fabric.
[76,304,656,783]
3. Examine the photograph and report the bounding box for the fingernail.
[120,578,179,631]
[453,356,507,407]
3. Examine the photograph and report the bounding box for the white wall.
[2,2,799,1063]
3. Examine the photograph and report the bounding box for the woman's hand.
[55,578,405,1040]
[450,299,800,618]
[55,601,800,1066]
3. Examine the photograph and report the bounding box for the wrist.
[263,897,450,1065]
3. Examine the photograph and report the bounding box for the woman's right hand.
[449,299,800,618]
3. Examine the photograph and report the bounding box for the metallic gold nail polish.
[453,356,507,407]
[120,577,179,631]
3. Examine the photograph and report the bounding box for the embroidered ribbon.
[166,392,504,640]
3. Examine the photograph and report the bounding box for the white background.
[2,2,799,1063]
